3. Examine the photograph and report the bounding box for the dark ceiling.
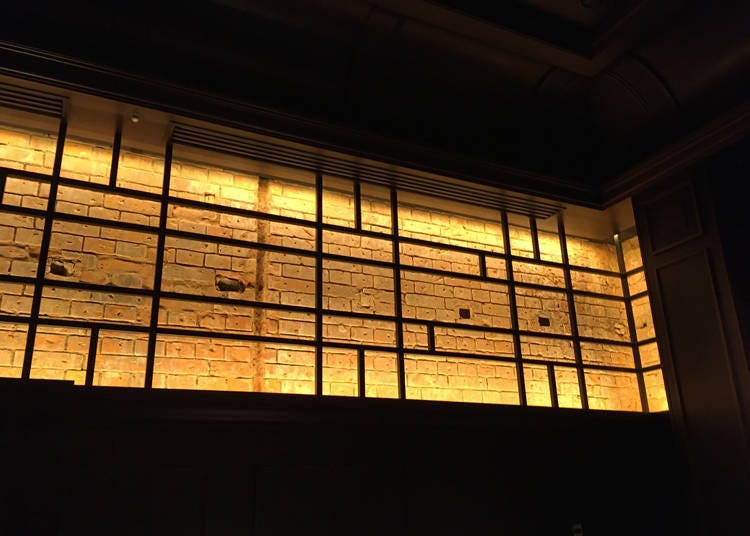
[2,0,749,199]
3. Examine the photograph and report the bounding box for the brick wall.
[0,124,57,174]
[0,122,667,411]
[623,236,667,411]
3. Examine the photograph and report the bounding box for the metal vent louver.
[0,82,65,117]
[171,123,564,218]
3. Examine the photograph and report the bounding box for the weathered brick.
[0,124,661,410]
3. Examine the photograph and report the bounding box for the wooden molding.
[603,98,750,206]
[0,40,597,209]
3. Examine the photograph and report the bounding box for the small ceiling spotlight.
[129,111,142,124]
[613,233,620,242]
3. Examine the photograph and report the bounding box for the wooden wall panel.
[634,178,750,535]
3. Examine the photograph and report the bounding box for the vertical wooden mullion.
[85,327,100,387]
[557,214,589,409]
[315,173,324,395]
[530,217,540,261]
[547,363,559,408]
[21,117,67,379]
[390,188,406,399]
[144,140,173,388]
[501,211,527,406]
[354,179,362,231]
[615,235,650,412]
[109,120,122,188]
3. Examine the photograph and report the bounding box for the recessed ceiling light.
[129,112,142,124]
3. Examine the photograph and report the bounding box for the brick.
[0,123,652,409]
[164,374,198,389]
[210,361,254,378]
[83,237,115,254]
[205,254,231,269]
[174,249,203,266]
[31,351,85,371]
[70,301,104,319]
[156,357,208,376]
[96,371,145,387]
[116,242,149,260]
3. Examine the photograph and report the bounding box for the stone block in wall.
[573,295,629,341]
[524,364,552,406]
[323,230,392,261]
[322,315,396,347]
[405,354,518,404]
[631,295,656,341]
[363,351,399,398]
[433,327,513,356]
[267,181,315,220]
[516,287,570,335]
[643,369,668,411]
[0,322,27,378]
[360,190,391,233]
[152,334,265,392]
[627,270,647,295]
[322,186,355,227]
[0,281,34,316]
[30,325,90,384]
[520,335,575,363]
[639,341,660,367]
[162,236,257,297]
[398,204,503,253]
[169,157,259,211]
[322,348,358,397]
[554,366,583,408]
[93,330,149,388]
[0,125,57,174]
[514,261,566,288]
[3,176,51,210]
[264,252,315,307]
[60,137,112,183]
[261,343,316,395]
[159,298,254,335]
[401,271,510,327]
[323,260,394,316]
[0,213,45,277]
[484,256,507,278]
[580,342,634,368]
[402,323,429,350]
[47,221,157,289]
[400,242,481,276]
[116,147,165,193]
[39,287,151,325]
[584,369,641,411]
[570,270,623,296]
[509,225,534,258]
[566,236,619,272]
[538,228,563,262]
[621,236,643,272]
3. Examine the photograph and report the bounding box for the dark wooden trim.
[603,97,750,205]
[0,41,598,208]
[0,376,671,425]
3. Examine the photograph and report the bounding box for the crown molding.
[0,40,598,210]
[602,98,750,205]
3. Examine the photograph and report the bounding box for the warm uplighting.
[0,111,668,412]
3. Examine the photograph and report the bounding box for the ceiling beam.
[367,0,684,76]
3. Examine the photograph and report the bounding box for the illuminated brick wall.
[0,115,668,412]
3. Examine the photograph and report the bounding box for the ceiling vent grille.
[171,123,564,218]
[0,82,65,118]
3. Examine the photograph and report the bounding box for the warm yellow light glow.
[0,121,668,412]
